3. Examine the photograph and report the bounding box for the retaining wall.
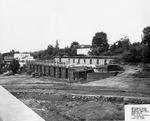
[87,72,117,81]
[26,61,118,81]
[27,63,76,80]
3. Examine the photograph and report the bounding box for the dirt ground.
[0,65,150,121]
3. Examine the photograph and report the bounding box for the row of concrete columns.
[26,63,75,80]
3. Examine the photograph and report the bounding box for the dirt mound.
[66,101,124,121]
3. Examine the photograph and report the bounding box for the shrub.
[27,70,32,75]
[9,59,20,74]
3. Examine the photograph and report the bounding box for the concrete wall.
[61,68,65,79]
[99,59,105,65]
[55,67,61,78]
[74,58,78,64]
[86,58,90,64]
[87,72,117,81]
[26,60,117,81]
[50,66,54,77]
[79,58,84,64]
[55,57,114,65]
[32,65,34,72]
[61,68,68,79]
[69,58,73,64]
[54,57,116,66]
[92,59,97,65]
[68,68,75,80]
[45,66,49,76]
[61,58,68,64]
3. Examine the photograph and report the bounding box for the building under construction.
[26,56,120,81]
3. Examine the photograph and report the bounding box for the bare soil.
[0,65,150,121]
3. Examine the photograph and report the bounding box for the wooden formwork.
[26,64,30,71]
[37,65,41,72]
[65,68,68,79]
[62,68,69,79]
[29,64,32,71]
[33,64,36,72]
[36,65,38,72]
[45,66,50,76]
[48,66,51,76]
[55,67,60,78]
[58,67,62,78]
[50,66,55,77]
[26,62,78,81]
[61,67,66,79]
[54,67,56,77]
[40,65,42,72]
[41,65,45,75]
[33,64,35,72]
[44,66,46,75]
[29,64,31,71]
[68,68,75,80]
[49,66,52,76]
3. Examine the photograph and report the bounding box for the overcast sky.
[0,0,150,53]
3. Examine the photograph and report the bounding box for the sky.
[0,0,150,53]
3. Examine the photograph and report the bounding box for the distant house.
[77,45,91,55]
[14,53,34,61]
[14,53,34,66]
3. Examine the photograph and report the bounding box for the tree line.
[2,26,150,63]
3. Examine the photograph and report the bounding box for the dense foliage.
[9,59,20,74]
[2,26,150,64]
[30,41,79,60]
[28,27,150,64]
[142,26,150,63]
[90,32,109,56]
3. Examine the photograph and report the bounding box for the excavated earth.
[0,65,150,121]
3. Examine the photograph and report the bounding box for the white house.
[77,45,91,55]
[14,53,34,66]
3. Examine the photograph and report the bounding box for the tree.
[64,47,71,56]
[70,41,79,56]
[142,26,150,63]
[91,32,109,55]
[109,36,131,55]
[55,40,59,49]
[9,59,20,74]
[53,40,60,56]
[2,50,19,57]
[122,45,142,63]
[70,41,79,48]
[46,45,54,56]
[110,43,117,52]
[142,26,150,49]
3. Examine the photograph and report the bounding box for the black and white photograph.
[0,0,150,121]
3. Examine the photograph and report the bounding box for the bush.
[101,50,114,56]
[122,50,142,63]
[27,70,32,75]
[9,59,20,74]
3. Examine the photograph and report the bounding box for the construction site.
[26,56,121,81]
[0,55,150,121]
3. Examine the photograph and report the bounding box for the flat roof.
[54,56,119,59]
